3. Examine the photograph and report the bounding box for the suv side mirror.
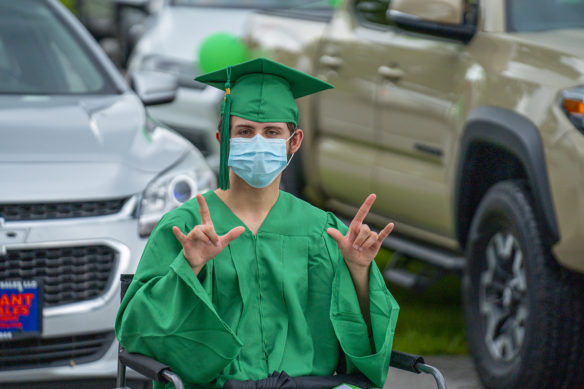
[131,71,178,106]
[388,0,476,43]
[114,0,150,13]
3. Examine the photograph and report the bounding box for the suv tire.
[463,180,584,389]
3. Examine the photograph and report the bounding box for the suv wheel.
[464,180,584,389]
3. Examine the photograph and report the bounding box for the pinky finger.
[377,222,395,242]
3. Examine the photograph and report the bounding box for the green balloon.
[198,33,250,74]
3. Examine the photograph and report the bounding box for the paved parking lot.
[384,355,481,389]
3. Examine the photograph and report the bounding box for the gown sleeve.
[324,213,399,388]
[115,211,243,386]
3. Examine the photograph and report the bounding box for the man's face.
[226,116,303,156]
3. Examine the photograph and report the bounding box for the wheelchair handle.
[162,370,185,389]
[417,363,446,389]
[119,348,172,383]
[390,351,447,389]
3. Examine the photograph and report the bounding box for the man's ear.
[216,131,220,144]
[290,129,304,154]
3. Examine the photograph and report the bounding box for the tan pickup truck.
[245,0,584,388]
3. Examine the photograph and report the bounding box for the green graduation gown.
[115,191,399,389]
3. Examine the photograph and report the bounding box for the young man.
[115,58,399,389]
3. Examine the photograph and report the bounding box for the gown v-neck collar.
[206,190,283,236]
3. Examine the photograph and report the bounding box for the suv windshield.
[507,0,584,32]
[171,0,322,8]
[0,0,117,95]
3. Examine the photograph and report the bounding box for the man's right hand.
[172,194,245,275]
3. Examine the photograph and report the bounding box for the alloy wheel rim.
[479,231,528,362]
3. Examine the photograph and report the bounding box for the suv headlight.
[561,86,584,132]
[138,150,216,237]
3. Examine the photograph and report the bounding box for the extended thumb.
[327,227,344,245]
[172,226,187,244]
[224,226,245,245]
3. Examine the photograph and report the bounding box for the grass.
[375,250,468,355]
[59,0,77,14]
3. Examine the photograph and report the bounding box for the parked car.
[0,0,214,386]
[75,0,159,68]
[244,0,584,388]
[126,0,326,174]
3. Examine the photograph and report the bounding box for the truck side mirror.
[131,71,178,106]
[388,0,476,43]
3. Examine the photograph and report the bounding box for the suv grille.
[0,198,127,221]
[0,331,114,370]
[0,245,117,307]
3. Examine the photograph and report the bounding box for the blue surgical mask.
[228,133,295,188]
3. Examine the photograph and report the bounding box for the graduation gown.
[115,191,399,389]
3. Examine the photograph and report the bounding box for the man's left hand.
[327,194,394,272]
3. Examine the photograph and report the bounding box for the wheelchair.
[115,274,447,389]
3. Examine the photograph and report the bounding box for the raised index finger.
[197,194,213,226]
[349,194,376,231]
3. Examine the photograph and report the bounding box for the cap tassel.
[219,67,232,190]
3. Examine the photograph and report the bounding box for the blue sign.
[0,280,42,340]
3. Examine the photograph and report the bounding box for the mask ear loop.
[285,131,297,165]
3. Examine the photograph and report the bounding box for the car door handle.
[319,55,344,69]
[378,65,404,81]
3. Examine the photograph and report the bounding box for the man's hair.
[217,117,296,135]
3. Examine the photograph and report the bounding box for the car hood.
[138,7,253,64]
[0,93,192,201]
[515,29,584,59]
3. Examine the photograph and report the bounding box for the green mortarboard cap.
[195,57,333,190]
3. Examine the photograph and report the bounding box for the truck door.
[313,1,387,206]
[370,2,475,239]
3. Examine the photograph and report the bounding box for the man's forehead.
[231,116,288,129]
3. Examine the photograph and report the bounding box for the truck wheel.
[463,180,584,389]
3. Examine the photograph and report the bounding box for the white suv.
[0,0,214,386]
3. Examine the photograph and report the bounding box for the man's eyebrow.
[233,124,285,131]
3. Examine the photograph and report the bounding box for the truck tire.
[463,180,584,389]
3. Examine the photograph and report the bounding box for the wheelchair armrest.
[390,351,446,389]
[390,350,425,374]
[119,348,173,383]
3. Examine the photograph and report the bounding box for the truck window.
[507,0,584,32]
[354,0,392,27]
[464,0,479,26]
